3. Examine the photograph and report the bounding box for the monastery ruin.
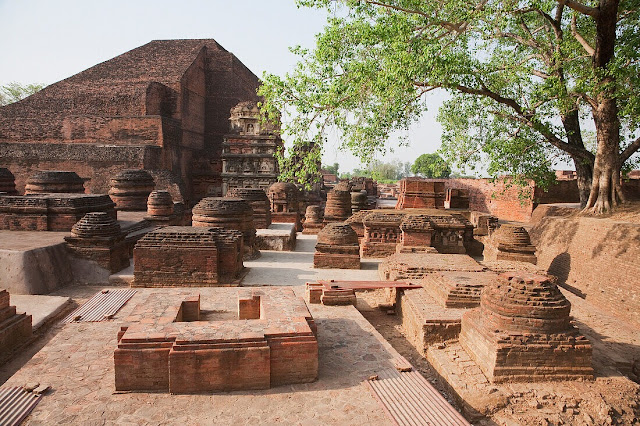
[0,38,638,426]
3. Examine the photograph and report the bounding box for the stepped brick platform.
[314,223,360,269]
[396,178,445,209]
[422,271,500,309]
[226,188,272,228]
[361,211,405,258]
[0,289,32,359]
[114,288,318,393]
[459,272,593,383]
[397,212,474,254]
[324,188,351,223]
[445,188,470,209]
[192,197,259,259]
[0,168,18,195]
[64,212,130,273]
[483,225,537,264]
[302,205,324,235]
[398,287,467,351]
[306,280,419,306]
[380,253,485,282]
[267,182,301,231]
[109,169,155,211]
[24,171,85,194]
[132,226,244,287]
[0,193,116,231]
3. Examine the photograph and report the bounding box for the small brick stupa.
[109,169,155,211]
[226,188,271,228]
[25,171,85,194]
[0,168,18,195]
[459,272,593,383]
[483,224,537,264]
[144,190,176,224]
[65,212,130,272]
[351,190,368,214]
[302,205,324,235]
[314,222,360,269]
[192,197,259,259]
[324,188,351,223]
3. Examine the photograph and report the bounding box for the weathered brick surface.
[226,188,271,229]
[459,273,593,383]
[422,270,500,309]
[302,205,324,235]
[24,170,85,194]
[268,182,302,231]
[530,216,640,328]
[0,193,116,231]
[0,39,261,201]
[133,226,244,287]
[314,223,360,269]
[114,288,318,393]
[379,252,485,282]
[109,169,155,211]
[396,179,445,209]
[0,289,32,359]
[483,225,537,264]
[64,212,130,272]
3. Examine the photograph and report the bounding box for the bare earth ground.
[1,232,639,425]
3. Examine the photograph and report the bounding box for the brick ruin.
[306,282,357,306]
[459,272,593,382]
[421,270,499,309]
[397,212,474,255]
[361,211,405,257]
[144,190,180,225]
[192,197,259,259]
[380,252,485,282]
[114,288,318,393]
[396,179,445,209]
[444,188,470,209]
[314,222,361,269]
[108,169,155,211]
[267,182,301,231]
[0,289,32,360]
[345,210,368,242]
[0,193,116,231]
[302,205,324,235]
[349,176,377,197]
[351,190,368,213]
[226,188,271,229]
[64,212,130,273]
[483,224,537,264]
[24,170,85,194]
[132,226,244,287]
[0,168,18,195]
[221,101,282,194]
[0,39,262,201]
[324,188,352,223]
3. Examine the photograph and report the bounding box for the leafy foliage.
[259,0,640,211]
[0,82,45,106]
[411,153,451,178]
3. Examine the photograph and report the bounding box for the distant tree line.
[0,82,45,106]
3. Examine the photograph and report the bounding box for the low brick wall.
[530,216,640,328]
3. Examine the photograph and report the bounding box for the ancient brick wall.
[530,216,640,328]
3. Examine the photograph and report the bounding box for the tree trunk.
[561,110,593,208]
[583,0,623,214]
[585,98,624,213]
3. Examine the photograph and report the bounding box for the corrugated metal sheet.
[367,368,470,426]
[63,289,136,323]
[0,387,43,426]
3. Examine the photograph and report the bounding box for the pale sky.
[0,0,446,174]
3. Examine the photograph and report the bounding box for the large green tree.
[411,153,451,178]
[260,0,640,213]
[0,82,45,106]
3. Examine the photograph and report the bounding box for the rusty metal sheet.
[62,289,136,323]
[0,387,44,426]
[367,368,470,426]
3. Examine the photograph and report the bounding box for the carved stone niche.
[267,182,301,231]
[0,168,18,195]
[228,100,280,136]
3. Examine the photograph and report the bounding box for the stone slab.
[255,223,296,251]
[10,294,72,330]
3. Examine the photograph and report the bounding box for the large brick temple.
[0,39,262,203]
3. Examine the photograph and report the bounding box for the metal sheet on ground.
[62,289,137,323]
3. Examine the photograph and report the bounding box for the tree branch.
[571,15,595,55]
[621,136,640,163]
[561,0,599,18]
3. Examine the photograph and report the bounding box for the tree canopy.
[411,153,451,178]
[0,82,45,106]
[259,0,640,213]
